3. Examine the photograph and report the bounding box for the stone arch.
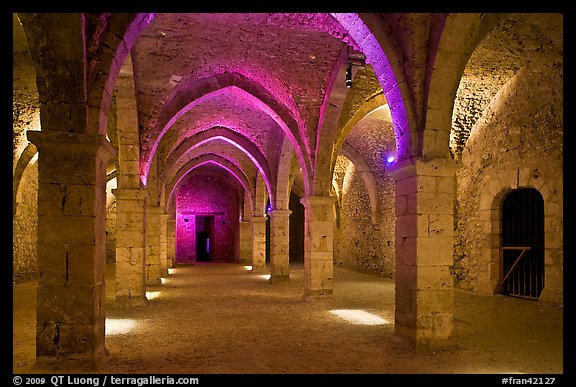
[426,13,505,159]
[161,126,274,203]
[478,168,562,304]
[85,13,156,135]
[330,13,416,161]
[311,45,349,196]
[142,73,312,192]
[335,93,386,152]
[254,173,268,217]
[166,154,254,213]
[274,137,296,211]
[114,54,141,190]
[161,141,262,210]
[330,93,387,180]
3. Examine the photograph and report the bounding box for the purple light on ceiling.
[142,85,311,193]
[168,159,253,211]
[330,13,411,161]
[174,135,272,199]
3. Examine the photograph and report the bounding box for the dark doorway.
[500,188,544,299]
[196,216,214,262]
[289,192,304,262]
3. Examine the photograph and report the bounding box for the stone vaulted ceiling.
[128,12,384,207]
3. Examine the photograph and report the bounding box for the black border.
[6,3,573,385]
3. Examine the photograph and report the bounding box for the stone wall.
[175,172,240,263]
[334,165,381,274]
[13,160,38,281]
[334,161,395,278]
[453,62,563,293]
[13,28,40,281]
[105,201,117,263]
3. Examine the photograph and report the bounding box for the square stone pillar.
[111,188,147,306]
[239,220,253,264]
[167,218,176,268]
[159,213,169,277]
[146,206,162,286]
[268,209,292,283]
[300,196,336,296]
[388,158,460,351]
[251,216,267,274]
[27,131,114,369]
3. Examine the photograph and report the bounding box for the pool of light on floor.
[330,309,389,325]
[259,274,271,280]
[106,319,137,335]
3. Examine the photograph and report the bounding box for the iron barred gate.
[500,188,545,299]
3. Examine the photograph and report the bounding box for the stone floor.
[13,262,565,380]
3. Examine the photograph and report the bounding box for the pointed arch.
[142,73,312,192]
[161,126,274,204]
[330,13,416,161]
[166,154,254,212]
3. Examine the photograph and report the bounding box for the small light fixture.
[345,64,352,88]
[387,155,395,163]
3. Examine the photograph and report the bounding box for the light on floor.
[259,274,271,280]
[146,291,161,300]
[106,318,137,335]
[330,309,388,325]
[243,265,253,271]
[160,277,168,284]
[168,268,175,275]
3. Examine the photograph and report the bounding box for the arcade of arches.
[12,13,563,373]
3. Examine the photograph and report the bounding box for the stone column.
[112,188,147,306]
[268,209,292,283]
[27,131,114,369]
[251,216,267,273]
[159,213,169,277]
[388,158,460,351]
[239,220,253,264]
[167,218,176,268]
[146,206,162,286]
[300,196,336,296]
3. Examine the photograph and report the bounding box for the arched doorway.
[500,188,545,299]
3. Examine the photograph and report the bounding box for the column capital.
[27,130,117,161]
[111,187,147,201]
[387,157,462,181]
[268,209,292,218]
[300,195,336,207]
